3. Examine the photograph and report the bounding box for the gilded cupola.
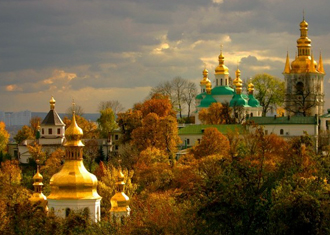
[248,80,254,95]
[215,47,229,75]
[50,96,56,110]
[233,68,243,94]
[29,161,48,211]
[110,169,130,216]
[48,108,101,200]
[200,68,211,86]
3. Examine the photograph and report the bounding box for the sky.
[1,0,330,113]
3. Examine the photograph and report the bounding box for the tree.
[63,115,98,139]
[141,93,176,118]
[285,84,317,116]
[97,108,117,139]
[98,100,124,114]
[0,160,21,186]
[252,73,285,116]
[66,104,84,117]
[184,81,197,118]
[117,109,143,143]
[190,127,230,159]
[0,122,9,153]
[29,116,42,137]
[14,125,34,144]
[83,139,99,172]
[27,142,47,164]
[150,77,197,118]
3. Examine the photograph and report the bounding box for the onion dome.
[206,81,212,94]
[198,94,217,108]
[48,109,101,200]
[200,68,211,86]
[230,93,249,107]
[29,163,48,211]
[195,93,204,100]
[50,96,56,110]
[215,49,229,75]
[247,81,261,107]
[233,68,243,94]
[110,170,130,215]
[248,81,254,95]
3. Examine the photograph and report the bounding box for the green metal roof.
[179,124,244,135]
[248,116,317,125]
[230,94,250,107]
[198,94,217,108]
[248,94,261,107]
[211,86,234,95]
[195,93,204,100]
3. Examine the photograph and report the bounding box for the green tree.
[252,73,285,116]
[97,108,117,139]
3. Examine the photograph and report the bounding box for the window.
[225,79,228,86]
[220,79,223,86]
[48,128,52,134]
[42,129,44,135]
[65,208,71,217]
[115,145,119,150]
[197,139,201,144]
[115,135,119,140]
[57,128,61,135]
[280,129,284,135]
[296,82,304,95]
[186,139,190,145]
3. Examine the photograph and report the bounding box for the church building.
[195,49,262,124]
[283,16,325,116]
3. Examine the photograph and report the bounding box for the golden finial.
[206,81,212,94]
[65,100,84,148]
[50,96,56,110]
[248,78,254,94]
[303,9,305,21]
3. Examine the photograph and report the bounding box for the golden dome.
[200,68,211,86]
[233,68,242,87]
[215,50,229,75]
[50,96,56,110]
[248,81,254,94]
[300,19,308,28]
[206,81,212,94]
[48,108,101,200]
[110,170,130,213]
[64,111,84,147]
[48,160,101,200]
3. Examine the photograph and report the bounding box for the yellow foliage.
[0,122,10,152]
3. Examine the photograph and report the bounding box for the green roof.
[248,94,261,107]
[195,93,204,100]
[198,94,217,108]
[230,94,250,107]
[248,116,317,125]
[211,86,234,95]
[179,124,244,135]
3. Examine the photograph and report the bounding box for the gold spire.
[233,67,242,94]
[318,51,325,74]
[29,161,48,211]
[283,51,291,74]
[310,52,317,72]
[215,45,229,75]
[48,104,101,200]
[50,96,56,110]
[248,79,254,95]
[110,169,130,216]
[200,67,210,86]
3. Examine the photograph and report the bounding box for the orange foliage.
[141,93,176,118]
[198,102,233,124]
[191,127,230,159]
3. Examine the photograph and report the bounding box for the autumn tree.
[141,93,176,118]
[0,122,9,153]
[117,109,143,143]
[198,102,234,124]
[66,103,84,117]
[14,125,34,144]
[97,108,117,139]
[190,127,230,159]
[29,116,42,137]
[98,100,124,114]
[27,142,47,164]
[150,77,197,118]
[63,115,98,139]
[0,160,21,187]
[252,73,285,116]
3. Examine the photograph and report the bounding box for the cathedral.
[195,49,262,124]
[283,16,325,116]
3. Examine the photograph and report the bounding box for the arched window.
[280,129,284,135]
[220,79,223,86]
